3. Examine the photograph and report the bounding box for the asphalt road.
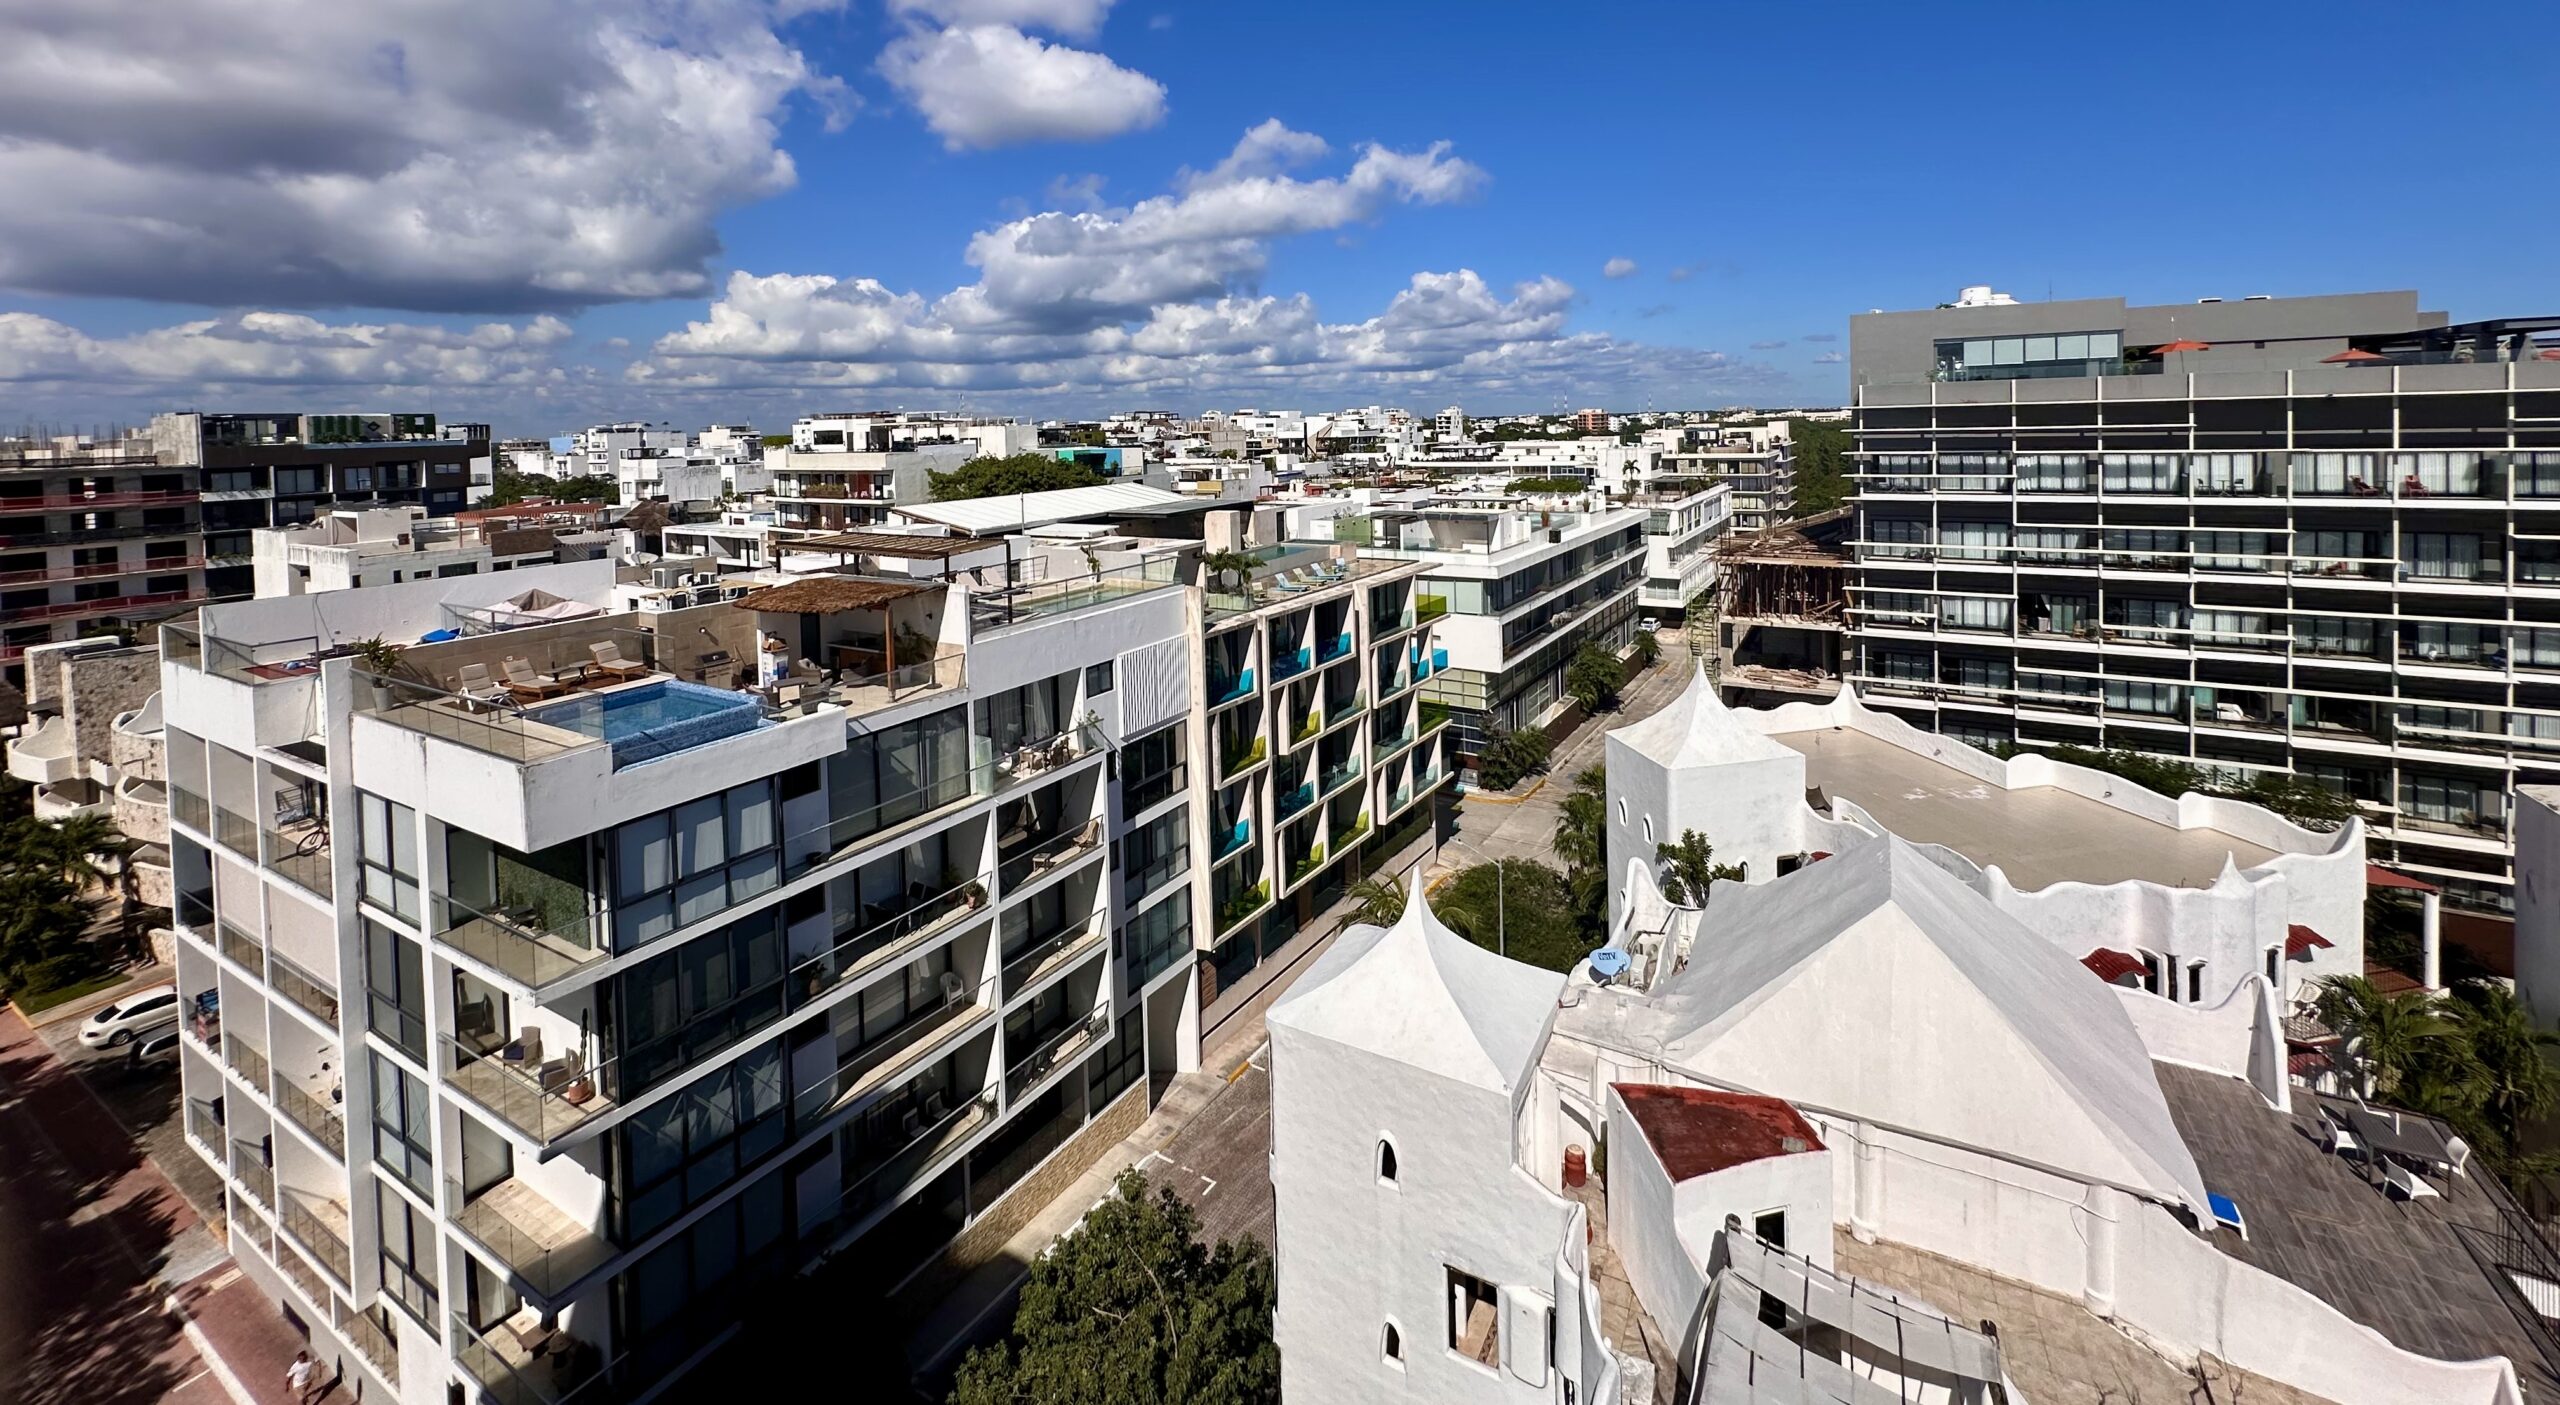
[0,1006,219,1405]
[31,1008,229,1229]
[1144,1049,1275,1251]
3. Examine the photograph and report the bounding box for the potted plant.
[347,636,412,709]
[962,880,988,911]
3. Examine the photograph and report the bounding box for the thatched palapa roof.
[731,575,941,614]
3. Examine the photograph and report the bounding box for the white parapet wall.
[1734,689,2366,1008]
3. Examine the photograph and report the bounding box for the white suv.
[79,986,180,1048]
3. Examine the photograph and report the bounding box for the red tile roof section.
[2365,864,2440,893]
[2285,924,2334,957]
[1613,1084,1824,1182]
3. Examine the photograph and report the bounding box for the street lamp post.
[1444,838,1505,959]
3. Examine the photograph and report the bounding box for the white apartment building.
[1190,538,1449,1023]
[1341,494,1649,759]
[768,414,1034,535]
[250,507,588,596]
[569,424,686,482]
[1269,662,2538,1405]
[1433,406,1468,442]
[1651,421,1795,531]
[1628,481,1732,621]
[159,545,1204,1405]
[612,449,723,511]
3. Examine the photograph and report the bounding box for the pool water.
[536,679,761,765]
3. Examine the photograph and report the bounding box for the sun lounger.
[454,662,507,707]
[2382,1159,2440,1201]
[2207,1191,2248,1240]
[501,657,570,701]
[588,640,651,682]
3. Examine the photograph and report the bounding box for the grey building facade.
[1846,287,2560,915]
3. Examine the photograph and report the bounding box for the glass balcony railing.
[442,1034,618,1149]
[266,829,334,898]
[275,1078,346,1160]
[1319,761,1362,798]
[1005,1011,1109,1101]
[797,1089,998,1251]
[435,894,604,994]
[1416,595,1448,622]
[269,954,341,1029]
[449,1173,618,1302]
[792,996,992,1134]
[217,919,264,975]
[214,807,257,858]
[451,1311,615,1405]
[997,820,1105,892]
[1002,916,1106,998]
[171,785,209,835]
[226,1037,270,1092]
[790,875,990,1012]
[232,1146,274,1211]
[279,1189,353,1285]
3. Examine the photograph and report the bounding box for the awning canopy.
[2285,924,2334,958]
[2082,948,2146,984]
[2288,1050,2332,1079]
[2322,348,2389,364]
[731,575,941,615]
[2366,863,2440,893]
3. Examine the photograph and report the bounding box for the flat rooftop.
[1773,727,2275,890]
[2158,1064,2557,1395]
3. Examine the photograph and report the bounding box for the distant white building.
[1434,406,1468,441]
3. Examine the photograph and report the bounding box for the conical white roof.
[1609,660,1798,769]
[1637,837,2211,1212]
[1269,875,1566,1094]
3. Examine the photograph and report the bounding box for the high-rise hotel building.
[1846,288,2560,915]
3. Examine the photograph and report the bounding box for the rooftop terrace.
[1774,726,2275,890]
[2159,1064,2560,1396]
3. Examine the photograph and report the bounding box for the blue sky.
[0,1,2550,435]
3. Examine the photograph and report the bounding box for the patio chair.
[454,661,507,707]
[2207,1192,2248,1241]
[2447,1135,2473,1178]
[588,640,650,682]
[501,657,570,701]
[2382,1159,2440,1201]
[2323,1119,2361,1160]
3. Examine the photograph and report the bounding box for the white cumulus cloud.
[887,0,1119,40]
[1602,257,1639,279]
[879,23,1165,150]
[0,310,580,394]
[0,0,846,312]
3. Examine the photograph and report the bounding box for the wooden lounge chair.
[588,640,650,682]
[501,657,570,701]
[453,662,506,708]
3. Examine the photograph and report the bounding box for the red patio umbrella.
[2151,338,2210,354]
[2322,348,2388,364]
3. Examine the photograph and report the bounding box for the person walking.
[287,1349,320,1404]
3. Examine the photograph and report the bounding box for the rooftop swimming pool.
[535,679,763,766]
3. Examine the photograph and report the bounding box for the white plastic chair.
[2383,1160,2440,1201]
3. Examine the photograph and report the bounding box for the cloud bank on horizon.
[0,0,1818,430]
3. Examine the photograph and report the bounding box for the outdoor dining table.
[2338,1102,2460,1180]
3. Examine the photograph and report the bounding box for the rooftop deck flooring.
[2157,1064,2556,1395]
[1773,727,2278,890]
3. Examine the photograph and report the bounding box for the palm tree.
[1629,629,1661,671]
[1554,767,1607,874]
[1199,549,1262,596]
[2448,980,2560,1136]
[1332,876,1408,934]
[2316,974,2464,1101]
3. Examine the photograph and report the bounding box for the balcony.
[451,1175,617,1302]
[3,714,76,785]
[1217,880,1272,937]
[1005,1010,1108,1101]
[275,1077,346,1160]
[443,1035,619,1150]
[266,824,333,899]
[985,724,1104,797]
[790,878,989,1012]
[232,1146,274,1212]
[1269,647,1313,683]
[113,776,169,845]
[436,896,604,996]
[1317,631,1354,664]
[279,1188,353,1286]
[1208,665,1257,707]
[214,806,257,860]
[801,1088,999,1249]
[269,954,341,1029]
[997,817,1104,893]
[452,1312,613,1405]
[1416,594,1448,622]
[1220,734,1267,779]
[1213,817,1253,863]
[1124,761,1185,814]
[171,784,209,835]
[225,1037,271,1094]
[217,919,264,976]
[1275,781,1316,822]
[1002,916,1106,1002]
[793,995,994,1133]
[968,567,1178,636]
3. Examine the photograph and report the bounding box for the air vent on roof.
[2244,294,2273,301]
[2197,297,2224,304]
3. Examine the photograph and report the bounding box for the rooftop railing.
[968,565,1178,634]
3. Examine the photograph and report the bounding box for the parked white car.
[78,985,180,1048]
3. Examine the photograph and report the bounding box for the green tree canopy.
[0,811,125,997]
[1787,418,1852,515]
[475,467,613,509]
[1431,859,1592,973]
[1655,828,1744,905]
[928,452,1105,502]
[1566,642,1626,713]
[951,1170,1277,1405]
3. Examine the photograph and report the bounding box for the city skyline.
[0,2,2550,433]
